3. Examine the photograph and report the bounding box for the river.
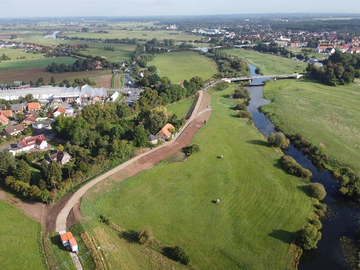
[246,63,359,269]
[43,31,60,39]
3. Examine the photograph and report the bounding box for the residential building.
[0,104,6,110]
[148,134,158,145]
[22,115,37,125]
[9,134,48,155]
[0,114,9,125]
[27,102,40,111]
[4,124,25,136]
[156,123,175,141]
[46,151,72,165]
[0,110,12,117]
[32,120,52,130]
[11,103,25,113]
[52,106,66,117]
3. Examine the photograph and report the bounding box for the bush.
[280,155,312,179]
[268,132,290,149]
[238,111,252,119]
[233,87,251,99]
[165,246,190,265]
[308,183,326,201]
[100,214,110,225]
[295,224,322,250]
[182,144,200,156]
[138,226,153,245]
[214,81,229,91]
[234,103,247,111]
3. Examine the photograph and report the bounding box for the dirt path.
[55,91,212,232]
[0,89,213,232]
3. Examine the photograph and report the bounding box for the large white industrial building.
[0,85,107,102]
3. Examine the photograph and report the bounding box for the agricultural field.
[0,48,45,60]
[0,67,110,85]
[81,85,312,269]
[223,48,308,75]
[61,30,202,42]
[151,51,217,83]
[0,200,46,270]
[262,79,360,171]
[0,56,76,71]
[166,97,195,119]
[81,42,135,62]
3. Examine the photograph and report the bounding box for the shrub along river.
[246,63,359,269]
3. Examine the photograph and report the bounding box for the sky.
[1,0,360,18]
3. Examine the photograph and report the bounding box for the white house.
[9,134,48,155]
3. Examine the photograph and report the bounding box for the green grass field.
[0,200,46,270]
[151,51,217,83]
[82,43,135,62]
[262,79,360,171]
[81,85,312,269]
[0,48,45,60]
[166,97,194,119]
[224,49,308,75]
[62,30,201,42]
[0,57,76,71]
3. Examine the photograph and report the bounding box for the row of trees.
[46,59,94,73]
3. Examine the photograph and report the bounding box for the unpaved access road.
[55,90,212,232]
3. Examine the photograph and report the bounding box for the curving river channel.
[246,64,359,269]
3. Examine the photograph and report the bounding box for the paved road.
[55,91,206,232]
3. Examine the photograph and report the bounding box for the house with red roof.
[9,134,48,155]
[0,114,9,126]
[51,106,66,118]
[27,102,40,112]
[0,110,12,117]
[59,231,78,253]
[22,114,37,125]
[156,123,175,141]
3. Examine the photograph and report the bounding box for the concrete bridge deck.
[227,73,303,82]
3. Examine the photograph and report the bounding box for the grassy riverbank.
[80,84,311,269]
[261,79,360,171]
[223,48,307,75]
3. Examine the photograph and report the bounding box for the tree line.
[306,51,360,86]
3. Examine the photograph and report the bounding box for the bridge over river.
[223,73,303,83]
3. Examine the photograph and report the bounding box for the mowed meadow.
[262,79,360,171]
[80,85,312,269]
[224,48,307,75]
[150,51,218,83]
[0,200,46,270]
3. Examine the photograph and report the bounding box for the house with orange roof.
[0,114,9,126]
[0,110,12,117]
[156,123,175,141]
[52,106,66,118]
[59,230,78,253]
[27,102,40,112]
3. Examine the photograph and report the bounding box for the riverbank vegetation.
[262,78,360,201]
[223,48,307,74]
[80,84,312,269]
